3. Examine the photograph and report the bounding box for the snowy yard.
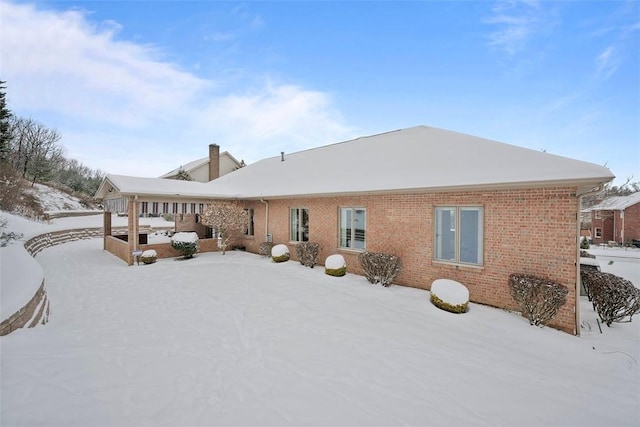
[1,236,639,426]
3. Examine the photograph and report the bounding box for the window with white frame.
[434,206,484,266]
[290,208,309,242]
[245,208,254,236]
[595,227,602,238]
[339,207,366,250]
[594,210,602,219]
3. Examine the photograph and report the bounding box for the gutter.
[575,183,606,335]
[260,198,269,241]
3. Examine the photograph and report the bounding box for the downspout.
[575,183,605,335]
[260,198,269,241]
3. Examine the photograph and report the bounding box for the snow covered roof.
[159,157,209,178]
[204,126,614,199]
[159,151,242,179]
[96,126,614,201]
[95,174,230,200]
[589,192,640,211]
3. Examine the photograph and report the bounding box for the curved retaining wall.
[0,228,103,336]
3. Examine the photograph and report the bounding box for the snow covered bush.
[140,249,157,265]
[430,279,469,313]
[358,251,402,287]
[296,242,319,268]
[325,254,346,277]
[508,274,568,327]
[581,269,640,326]
[0,217,23,247]
[259,241,275,257]
[171,232,199,259]
[271,244,290,263]
[200,201,248,255]
[580,250,595,259]
[580,237,590,250]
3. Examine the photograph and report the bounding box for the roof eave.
[243,176,615,200]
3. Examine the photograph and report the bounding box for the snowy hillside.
[24,183,98,213]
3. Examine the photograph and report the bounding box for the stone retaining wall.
[1,227,103,336]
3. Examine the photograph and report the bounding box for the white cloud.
[595,46,619,80]
[0,1,354,176]
[1,2,208,128]
[485,0,555,55]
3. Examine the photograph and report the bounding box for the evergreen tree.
[0,80,11,162]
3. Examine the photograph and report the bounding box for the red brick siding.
[239,187,579,334]
[623,203,640,243]
[591,210,615,244]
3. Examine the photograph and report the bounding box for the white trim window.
[339,207,366,250]
[594,227,602,238]
[245,208,254,236]
[290,208,309,242]
[435,206,484,266]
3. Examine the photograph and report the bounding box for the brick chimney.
[209,144,220,181]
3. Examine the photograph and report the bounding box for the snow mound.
[171,232,199,243]
[325,254,347,277]
[141,250,157,264]
[326,254,346,270]
[271,244,290,262]
[430,279,469,314]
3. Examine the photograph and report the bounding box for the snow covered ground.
[1,214,639,426]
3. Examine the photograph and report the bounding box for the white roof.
[204,126,614,199]
[589,192,640,211]
[96,126,614,201]
[95,174,228,200]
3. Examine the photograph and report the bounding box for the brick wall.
[238,187,580,334]
[623,203,640,243]
[591,210,615,244]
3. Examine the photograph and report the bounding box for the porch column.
[127,196,139,266]
[103,211,112,250]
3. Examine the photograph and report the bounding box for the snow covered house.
[588,192,640,246]
[95,125,614,334]
[159,144,243,183]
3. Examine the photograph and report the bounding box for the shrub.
[271,244,290,263]
[170,232,199,259]
[581,270,640,326]
[580,250,595,259]
[430,279,469,314]
[508,274,568,327]
[296,242,319,268]
[358,251,402,287]
[580,237,590,250]
[259,241,275,257]
[140,249,157,264]
[325,254,346,277]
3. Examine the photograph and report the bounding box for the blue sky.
[1,1,638,184]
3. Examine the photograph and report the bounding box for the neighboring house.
[589,192,640,246]
[95,125,614,335]
[159,144,243,183]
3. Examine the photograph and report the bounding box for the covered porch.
[96,175,225,265]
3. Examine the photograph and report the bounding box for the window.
[339,207,366,250]
[435,206,483,266]
[245,208,254,236]
[595,227,602,238]
[290,208,309,242]
[594,211,602,220]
